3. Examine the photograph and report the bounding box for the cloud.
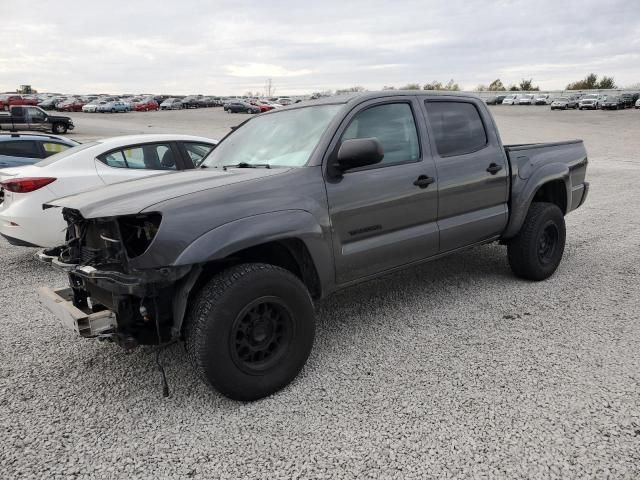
[225,63,313,78]
[0,0,638,94]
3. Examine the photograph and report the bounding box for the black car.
[600,96,625,110]
[182,95,202,109]
[224,101,260,114]
[196,96,215,108]
[620,93,639,108]
[37,97,65,111]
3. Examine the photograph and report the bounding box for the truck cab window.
[341,103,420,165]
[426,101,487,157]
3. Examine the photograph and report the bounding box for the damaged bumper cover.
[37,247,192,295]
[38,286,117,337]
[37,248,200,345]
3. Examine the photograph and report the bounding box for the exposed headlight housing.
[117,213,162,258]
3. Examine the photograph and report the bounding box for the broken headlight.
[117,213,162,258]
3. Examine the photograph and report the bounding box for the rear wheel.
[185,263,316,401]
[507,202,566,281]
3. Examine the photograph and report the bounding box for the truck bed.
[502,139,589,238]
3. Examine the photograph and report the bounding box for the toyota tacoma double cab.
[37,91,589,401]
[0,105,74,134]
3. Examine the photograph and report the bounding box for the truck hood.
[44,167,290,218]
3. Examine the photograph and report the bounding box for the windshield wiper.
[222,162,271,170]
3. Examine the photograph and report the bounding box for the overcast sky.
[2,0,639,95]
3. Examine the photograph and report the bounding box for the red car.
[251,101,275,113]
[56,99,86,112]
[0,95,38,111]
[134,98,160,111]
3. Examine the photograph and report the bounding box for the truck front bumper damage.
[38,286,117,337]
[36,248,198,346]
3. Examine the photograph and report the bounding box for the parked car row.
[0,94,39,111]
[29,94,228,114]
[487,92,640,111]
[222,97,299,114]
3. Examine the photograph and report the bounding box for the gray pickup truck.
[0,105,74,134]
[38,91,589,400]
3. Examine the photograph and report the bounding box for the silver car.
[518,94,535,105]
[160,98,183,110]
[578,94,602,110]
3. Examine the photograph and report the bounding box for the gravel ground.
[1,107,639,479]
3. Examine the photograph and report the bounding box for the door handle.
[486,163,503,175]
[413,175,435,188]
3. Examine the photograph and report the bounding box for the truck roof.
[288,90,481,108]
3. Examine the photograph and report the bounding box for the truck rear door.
[422,97,509,251]
[325,96,439,284]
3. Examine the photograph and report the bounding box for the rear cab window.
[424,101,488,157]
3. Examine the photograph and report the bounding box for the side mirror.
[333,137,384,173]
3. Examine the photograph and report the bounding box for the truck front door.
[325,97,439,284]
[423,98,509,251]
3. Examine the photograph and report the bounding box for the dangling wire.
[153,296,170,397]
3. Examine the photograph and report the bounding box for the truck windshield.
[201,104,342,168]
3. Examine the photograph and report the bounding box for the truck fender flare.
[173,209,334,288]
[503,163,571,239]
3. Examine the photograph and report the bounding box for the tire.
[507,202,566,281]
[185,263,316,401]
[52,123,67,134]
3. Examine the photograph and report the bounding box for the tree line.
[332,73,619,95]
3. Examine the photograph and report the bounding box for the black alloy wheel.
[537,222,559,266]
[229,297,293,374]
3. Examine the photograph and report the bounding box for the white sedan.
[0,134,217,247]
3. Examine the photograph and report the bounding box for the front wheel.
[185,263,316,401]
[507,202,566,281]
[52,123,67,134]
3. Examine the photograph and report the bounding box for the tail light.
[0,177,56,193]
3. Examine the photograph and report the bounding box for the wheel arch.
[503,164,570,240]
[174,210,334,296]
[171,234,325,341]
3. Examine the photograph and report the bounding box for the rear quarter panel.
[503,140,588,239]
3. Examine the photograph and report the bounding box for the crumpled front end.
[37,208,195,348]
